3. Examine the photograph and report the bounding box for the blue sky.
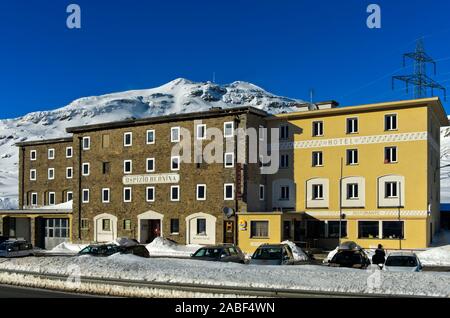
[1,0,450,118]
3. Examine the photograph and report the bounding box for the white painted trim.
[48,168,55,180]
[82,189,90,203]
[48,148,55,160]
[66,147,73,158]
[146,158,155,172]
[102,188,110,203]
[123,187,132,203]
[137,210,164,243]
[82,163,90,176]
[224,183,234,200]
[224,122,234,138]
[170,185,180,201]
[94,213,118,243]
[196,184,207,201]
[146,129,155,144]
[171,127,180,143]
[48,192,56,205]
[66,167,73,179]
[341,176,365,208]
[146,186,155,202]
[185,212,217,245]
[123,132,133,147]
[82,136,90,150]
[123,160,133,174]
[196,124,206,140]
[171,156,180,171]
[224,152,234,168]
[306,178,329,208]
[30,169,36,181]
[303,210,427,217]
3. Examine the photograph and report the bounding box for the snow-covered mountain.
[0,78,309,208]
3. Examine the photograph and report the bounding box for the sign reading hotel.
[123,173,180,185]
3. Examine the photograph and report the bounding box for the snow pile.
[418,245,450,266]
[50,242,87,254]
[145,237,201,257]
[37,200,73,210]
[281,240,309,261]
[115,237,139,247]
[324,247,339,263]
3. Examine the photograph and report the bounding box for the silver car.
[383,252,423,272]
[249,244,296,265]
[0,240,34,258]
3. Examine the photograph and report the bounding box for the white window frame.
[347,183,359,199]
[30,150,37,161]
[102,188,110,203]
[385,114,398,131]
[346,117,358,134]
[224,152,234,168]
[146,129,155,144]
[48,192,56,205]
[31,192,38,206]
[347,149,358,165]
[259,184,265,201]
[312,151,323,167]
[171,127,180,143]
[48,148,55,160]
[312,184,324,200]
[123,160,133,174]
[66,191,73,202]
[82,189,90,203]
[146,158,155,172]
[170,185,180,202]
[196,124,206,140]
[385,182,398,198]
[66,147,73,158]
[224,122,234,138]
[66,167,73,179]
[82,163,90,176]
[30,169,37,181]
[312,121,324,137]
[48,168,55,180]
[385,146,398,163]
[196,184,207,201]
[224,183,235,200]
[124,132,133,147]
[123,187,132,203]
[82,136,90,150]
[171,156,180,171]
[146,186,155,202]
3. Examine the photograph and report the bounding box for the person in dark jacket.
[372,244,386,266]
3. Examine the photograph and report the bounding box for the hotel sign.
[123,173,180,185]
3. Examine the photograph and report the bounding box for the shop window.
[250,221,269,238]
[306,221,326,238]
[328,221,347,238]
[358,221,379,239]
[382,221,404,239]
[46,218,69,238]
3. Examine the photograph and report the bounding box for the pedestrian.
[372,244,386,268]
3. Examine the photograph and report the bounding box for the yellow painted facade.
[238,98,448,254]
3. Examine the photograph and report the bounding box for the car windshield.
[385,256,418,267]
[252,247,282,260]
[333,251,363,263]
[193,248,222,258]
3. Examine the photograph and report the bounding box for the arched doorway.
[137,210,164,244]
[93,213,118,242]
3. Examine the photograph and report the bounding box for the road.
[0,284,99,298]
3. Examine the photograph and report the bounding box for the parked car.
[120,244,150,258]
[0,236,9,245]
[78,243,150,258]
[328,241,371,269]
[249,244,297,265]
[0,240,34,258]
[191,245,246,263]
[383,252,423,272]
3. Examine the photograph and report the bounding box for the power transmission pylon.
[392,38,446,101]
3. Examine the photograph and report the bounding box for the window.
[382,221,404,239]
[358,221,379,239]
[82,189,89,203]
[31,192,38,206]
[30,150,37,161]
[346,118,358,134]
[171,156,180,171]
[328,221,347,238]
[385,114,397,131]
[347,183,359,199]
[312,151,323,167]
[280,154,289,168]
[81,219,89,230]
[306,221,326,238]
[48,168,55,180]
[171,185,180,201]
[259,125,265,141]
[224,183,234,200]
[170,219,179,234]
[48,192,56,205]
[385,146,397,163]
[346,149,358,165]
[250,221,269,238]
[66,147,73,158]
[312,184,323,200]
[46,219,69,238]
[224,153,234,168]
[312,121,324,137]
[48,148,55,160]
[385,182,398,198]
[146,129,155,144]
[196,124,206,140]
[123,160,132,174]
[82,163,90,176]
[146,186,155,202]
[66,191,73,202]
[102,219,111,231]
[146,158,155,172]
[171,127,180,142]
[196,184,206,200]
[283,221,291,240]
[102,134,110,148]
[224,122,234,138]
[280,125,289,140]
[30,169,37,181]
[82,136,90,150]
[280,186,290,200]
[197,219,206,235]
[102,188,110,203]
[66,167,73,179]
[259,185,265,201]
[123,219,131,231]
[123,187,132,202]
[124,132,132,147]
[102,162,110,174]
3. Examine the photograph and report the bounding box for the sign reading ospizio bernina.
[123,173,180,185]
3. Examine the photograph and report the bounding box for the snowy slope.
[0,78,308,208]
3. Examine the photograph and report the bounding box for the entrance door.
[223,221,234,244]
[140,219,161,243]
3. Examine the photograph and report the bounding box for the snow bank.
[115,237,138,247]
[37,200,73,210]
[145,237,200,257]
[50,242,87,254]
[418,245,450,266]
[281,240,309,261]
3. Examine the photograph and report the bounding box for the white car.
[383,252,423,272]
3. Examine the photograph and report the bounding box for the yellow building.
[238,98,448,254]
